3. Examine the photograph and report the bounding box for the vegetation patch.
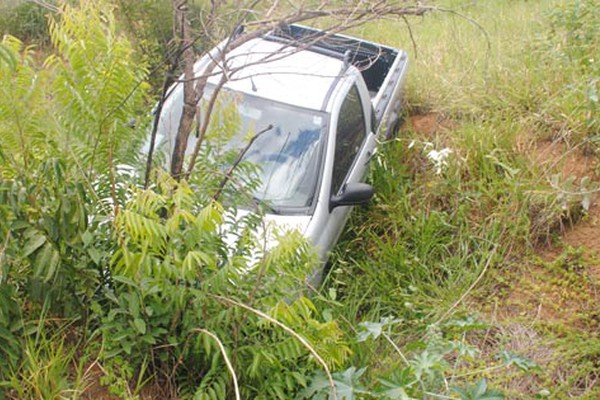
[1,0,599,399]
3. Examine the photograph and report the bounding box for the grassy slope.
[326,0,599,398]
[1,1,597,398]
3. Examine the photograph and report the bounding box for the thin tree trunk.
[170,0,197,181]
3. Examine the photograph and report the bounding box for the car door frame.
[306,68,375,265]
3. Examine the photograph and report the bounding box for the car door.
[311,78,374,258]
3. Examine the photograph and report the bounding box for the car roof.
[206,38,346,111]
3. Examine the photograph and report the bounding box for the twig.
[212,124,273,201]
[434,245,499,325]
[401,14,418,59]
[424,392,459,400]
[190,328,241,400]
[170,0,198,180]
[29,0,60,13]
[144,48,181,188]
[210,294,338,400]
[0,230,10,284]
[382,331,410,367]
[107,134,120,216]
[452,363,506,378]
[436,7,492,75]
[184,73,228,179]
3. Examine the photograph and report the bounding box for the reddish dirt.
[402,112,454,139]
[498,260,599,330]
[532,140,598,181]
[463,136,600,397]
[532,139,600,280]
[79,362,174,400]
[498,139,600,328]
[79,363,120,400]
[556,206,600,281]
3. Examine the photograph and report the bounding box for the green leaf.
[45,247,60,282]
[22,232,46,257]
[112,275,137,287]
[0,43,17,70]
[450,341,480,358]
[452,379,504,400]
[410,350,444,380]
[328,288,337,301]
[339,368,368,399]
[587,80,598,103]
[33,242,53,279]
[82,230,93,247]
[378,386,415,400]
[582,194,592,211]
[133,318,146,335]
[444,315,489,331]
[499,351,539,371]
[357,317,401,342]
[377,367,417,399]
[357,321,383,342]
[535,389,551,398]
[87,247,101,264]
[300,367,370,400]
[128,293,141,318]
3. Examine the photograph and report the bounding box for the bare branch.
[210,294,338,399]
[28,0,60,13]
[190,328,241,400]
[144,59,180,188]
[166,0,436,181]
[401,14,419,59]
[170,0,198,180]
[212,123,274,202]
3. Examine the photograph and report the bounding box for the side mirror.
[330,182,374,211]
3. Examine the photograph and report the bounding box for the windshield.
[156,86,328,213]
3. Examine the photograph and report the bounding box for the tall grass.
[357,1,578,116]
[325,1,599,394]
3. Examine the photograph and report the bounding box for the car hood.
[223,209,312,253]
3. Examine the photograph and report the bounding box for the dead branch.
[165,1,436,180]
[212,123,274,202]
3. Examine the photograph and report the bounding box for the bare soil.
[405,115,600,397]
[486,139,599,398]
[403,112,454,139]
[500,139,599,324]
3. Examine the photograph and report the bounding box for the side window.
[331,84,366,196]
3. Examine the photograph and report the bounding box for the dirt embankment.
[406,112,599,398]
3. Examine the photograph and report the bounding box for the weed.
[1,318,85,400]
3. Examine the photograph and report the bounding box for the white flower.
[426,148,452,174]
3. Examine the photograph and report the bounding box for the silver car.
[156,25,408,279]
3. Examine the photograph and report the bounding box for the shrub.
[0,1,52,45]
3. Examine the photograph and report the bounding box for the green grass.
[324,0,600,398]
[0,1,52,45]
[1,318,86,400]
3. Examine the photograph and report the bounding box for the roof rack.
[264,24,394,70]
